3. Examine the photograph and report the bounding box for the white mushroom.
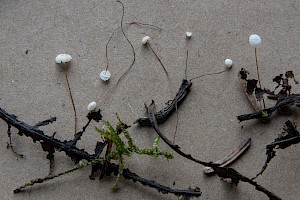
[225,58,233,68]
[142,36,150,45]
[186,32,192,38]
[249,34,261,47]
[203,166,213,174]
[87,101,97,111]
[99,70,111,81]
[55,54,72,64]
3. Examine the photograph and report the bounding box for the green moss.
[95,114,173,188]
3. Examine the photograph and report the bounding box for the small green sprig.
[95,114,173,188]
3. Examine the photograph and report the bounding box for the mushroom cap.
[225,58,233,67]
[99,70,111,81]
[249,34,261,47]
[203,166,213,173]
[87,101,97,111]
[186,32,192,37]
[142,36,150,44]
[55,54,72,64]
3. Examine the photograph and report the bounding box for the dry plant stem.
[105,26,119,72]
[14,162,89,193]
[125,21,161,30]
[172,102,179,144]
[104,21,161,72]
[96,1,136,104]
[190,69,228,81]
[117,0,136,76]
[254,48,266,109]
[173,50,189,143]
[184,50,188,80]
[63,66,77,136]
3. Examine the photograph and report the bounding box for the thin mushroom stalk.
[55,54,77,136]
[63,64,78,136]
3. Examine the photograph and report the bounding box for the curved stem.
[64,67,77,135]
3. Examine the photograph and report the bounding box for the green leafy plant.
[96,114,173,188]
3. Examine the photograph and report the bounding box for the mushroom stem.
[63,65,77,135]
[254,48,266,109]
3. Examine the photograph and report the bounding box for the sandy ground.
[0,0,299,199]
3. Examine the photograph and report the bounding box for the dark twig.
[134,80,192,126]
[0,107,201,198]
[237,95,300,122]
[34,117,57,127]
[252,120,300,180]
[117,165,201,198]
[0,107,98,163]
[147,101,281,200]
[212,167,282,200]
[146,100,216,168]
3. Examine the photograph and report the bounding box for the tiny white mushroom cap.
[186,32,192,38]
[100,70,111,81]
[249,34,261,47]
[203,166,213,174]
[225,58,233,68]
[55,54,72,64]
[87,101,97,111]
[142,36,150,44]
